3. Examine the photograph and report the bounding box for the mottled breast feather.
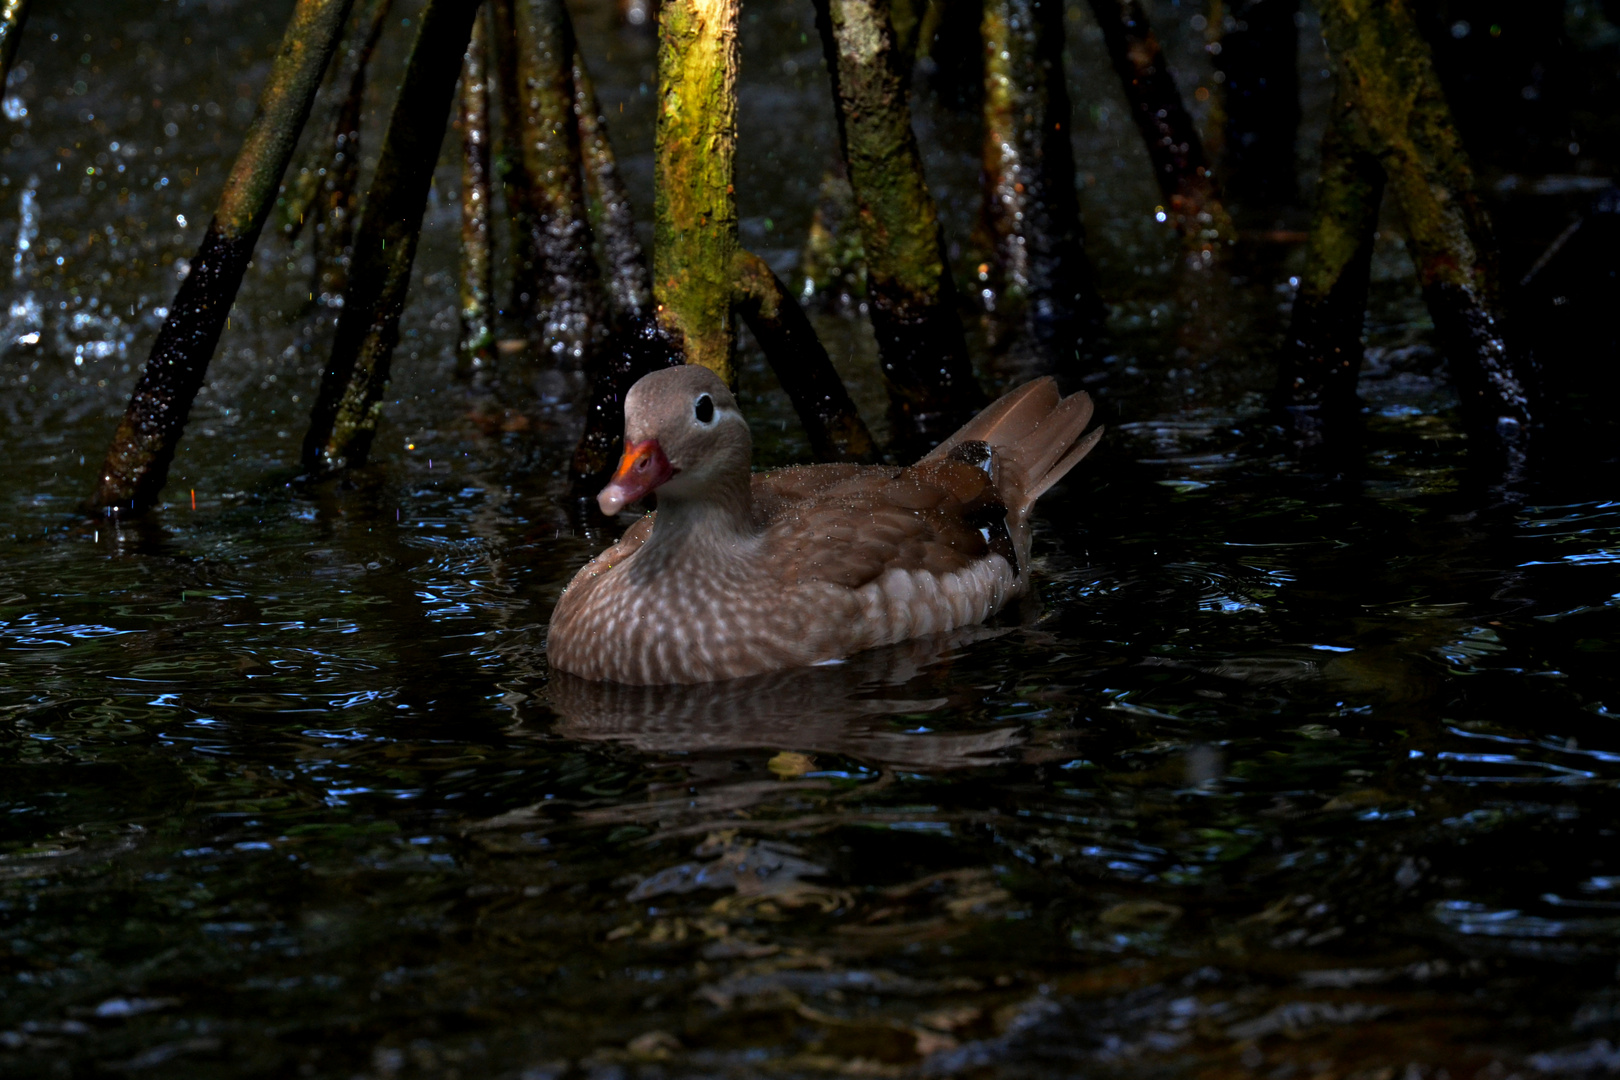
[549,453,1029,685]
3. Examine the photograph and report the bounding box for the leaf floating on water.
[768,750,816,778]
[1098,900,1183,929]
[1294,724,1342,740]
[626,1030,681,1060]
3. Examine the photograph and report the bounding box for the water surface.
[3,2,1619,1077]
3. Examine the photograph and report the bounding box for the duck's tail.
[925,376,1103,513]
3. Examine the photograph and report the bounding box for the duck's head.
[598,365,753,516]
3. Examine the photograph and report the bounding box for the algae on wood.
[813,0,984,450]
[980,0,1104,369]
[458,7,497,377]
[90,0,355,516]
[654,0,741,383]
[303,0,481,474]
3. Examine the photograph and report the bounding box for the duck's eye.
[694,394,714,424]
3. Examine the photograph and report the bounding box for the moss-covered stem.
[1316,0,1530,472]
[1085,0,1230,251]
[813,0,984,451]
[90,0,354,516]
[980,0,1104,369]
[302,0,481,474]
[0,0,30,93]
[458,7,497,377]
[574,49,652,323]
[654,0,740,382]
[734,249,877,463]
[1274,87,1385,446]
[515,0,607,364]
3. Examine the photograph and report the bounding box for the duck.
[547,365,1102,685]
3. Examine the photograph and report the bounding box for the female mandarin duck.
[548,366,1102,685]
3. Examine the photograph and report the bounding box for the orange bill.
[597,439,675,516]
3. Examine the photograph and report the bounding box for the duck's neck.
[644,476,757,555]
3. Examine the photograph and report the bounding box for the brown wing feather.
[756,459,1003,590]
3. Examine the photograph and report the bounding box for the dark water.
[4,1,1620,1077]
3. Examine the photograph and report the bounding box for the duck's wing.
[760,454,1012,590]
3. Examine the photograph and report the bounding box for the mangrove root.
[980,0,1105,370]
[281,0,395,307]
[734,249,877,464]
[1316,0,1531,475]
[90,0,355,517]
[514,0,608,364]
[302,0,481,475]
[575,49,652,324]
[1274,88,1384,446]
[1085,0,1230,255]
[459,7,497,377]
[814,0,984,451]
[654,0,741,381]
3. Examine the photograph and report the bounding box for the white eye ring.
[694,393,715,425]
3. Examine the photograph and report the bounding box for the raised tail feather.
[924,376,1103,513]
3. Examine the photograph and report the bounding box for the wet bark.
[654,0,740,382]
[733,250,878,464]
[980,0,1105,370]
[568,316,685,497]
[90,0,354,517]
[513,0,607,365]
[1316,0,1530,474]
[1274,89,1385,446]
[574,50,652,324]
[302,0,481,475]
[1084,0,1229,252]
[1212,0,1301,208]
[458,8,497,378]
[813,0,985,452]
[0,0,30,94]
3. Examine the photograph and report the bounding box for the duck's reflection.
[542,630,1025,772]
